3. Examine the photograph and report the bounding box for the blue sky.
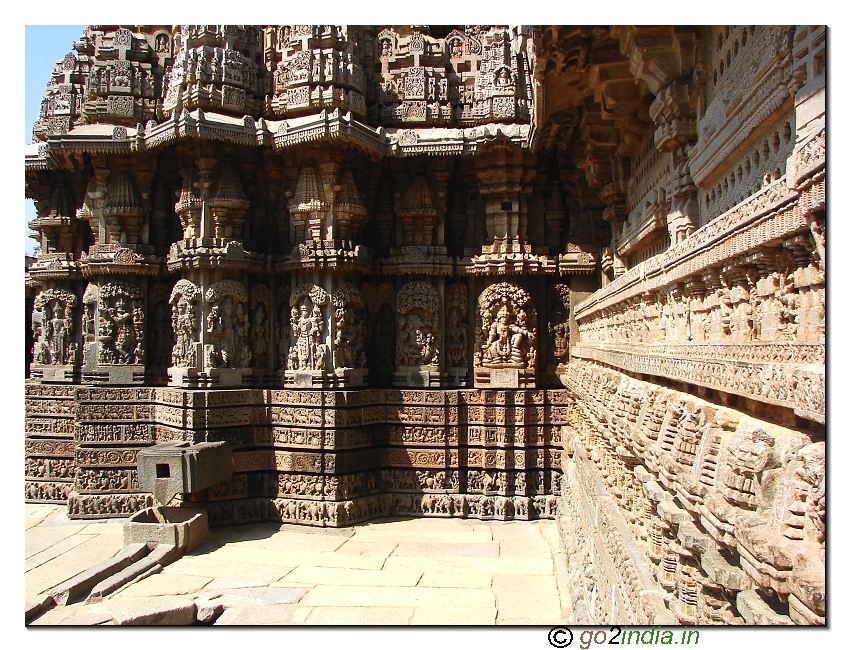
[24,25,86,255]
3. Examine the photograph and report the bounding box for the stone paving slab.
[302,585,496,609]
[202,587,309,605]
[350,529,493,544]
[302,605,414,625]
[277,566,423,587]
[25,532,91,571]
[392,542,499,557]
[111,573,214,599]
[26,533,125,600]
[159,558,295,581]
[489,522,548,541]
[101,595,196,625]
[334,541,399,557]
[25,504,572,626]
[202,576,272,591]
[25,505,59,530]
[410,606,498,625]
[499,540,553,557]
[383,555,555,576]
[223,532,350,553]
[417,571,493,589]
[29,602,114,626]
[205,546,388,570]
[213,604,295,625]
[25,523,89,558]
[493,574,564,622]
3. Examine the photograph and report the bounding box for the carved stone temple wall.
[25,25,825,625]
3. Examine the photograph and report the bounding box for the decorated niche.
[82,284,99,366]
[361,282,396,375]
[147,283,174,370]
[287,284,330,371]
[32,289,78,366]
[275,292,292,371]
[205,280,250,369]
[332,284,368,369]
[474,282,537,387]
[249,284,273,370]
[445,283,469,369]
[547,283,570,367]
[169,280,201,368]
[396,281,440,368]
[97,283,145,365]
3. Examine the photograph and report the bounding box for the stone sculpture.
[23,23,824,626]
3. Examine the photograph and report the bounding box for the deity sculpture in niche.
[547,283,570,368]
[147,284,173,370]
[474,282,538,387]
[332,284,368,369]
[205,280,249,369]
[32,289,77,366]
[169,280,200,368]
[444,283,470,386]
[396,282,440,367]
[97,283,145,365]
[287,284,329,371]
[249,284,272,370]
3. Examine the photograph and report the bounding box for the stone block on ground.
[101,595,197,625]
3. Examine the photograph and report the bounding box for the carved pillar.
[650,83,701,243]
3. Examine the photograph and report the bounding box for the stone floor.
[25,504,573,625]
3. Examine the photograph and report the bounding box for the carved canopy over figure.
[396,281,440,367]
[169,279,200,368]
[475,282,537,371]
[97,282,145,365]
[287,284,329,371]
[205,280,249,369]
[32,289,78,366]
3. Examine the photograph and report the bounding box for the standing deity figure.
[250,302,269,367]
[48,303,70,364]
[286,285,330,372]
[447,308,468,366]
[204,280,249,369]
[169,280,200,368]
[32,290,78,366]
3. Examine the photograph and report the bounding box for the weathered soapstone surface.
[25,25,824,626]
